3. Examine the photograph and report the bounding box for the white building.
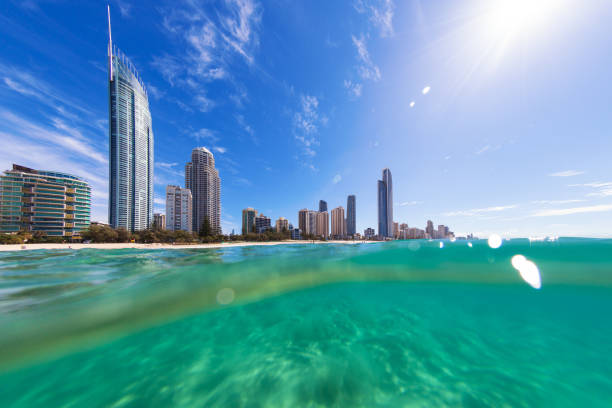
[165,185,192,232]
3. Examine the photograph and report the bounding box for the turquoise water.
[1,239,611,407]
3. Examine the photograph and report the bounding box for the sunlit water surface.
[1,238,611,407]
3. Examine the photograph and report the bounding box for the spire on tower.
[107,5,113,81]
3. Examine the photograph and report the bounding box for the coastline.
[0,240,374,252]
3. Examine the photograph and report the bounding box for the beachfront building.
[331,206,346,239]
[0,164,91,238]
[346,195,356,237]
[426,220,434,238]
[377,168,393,238]
[153,213,166,230]
[165,185,192,232]
[186,147,221,234]
[364,227,376,239]
[275,217,289,233]
[242,208,257,234]
[316,211,329,238]
[255,214,272,234]
[298,209,308,233]
[108,8,154,232]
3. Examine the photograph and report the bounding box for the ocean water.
[0,238,611,407]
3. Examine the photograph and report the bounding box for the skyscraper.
[316,211,329,238]
[107,6,154,232]
[242,208,257,234]
[377,168,393,238]
[0,164,91,239]
[319,200,327,213]
[153,213,166,230]
[165,185,192,232]
[186,147,221,234]
[298,209,308,233]
[331,206,346,238]
[275,217,289,233]
[346,195,356,236]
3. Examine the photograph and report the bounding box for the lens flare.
[488,234,502,249]
[511,254,542,289]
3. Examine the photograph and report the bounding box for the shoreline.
[0,240,374,252]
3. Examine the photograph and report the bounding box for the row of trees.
[0,231,66,244]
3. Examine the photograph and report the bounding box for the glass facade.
[378,168,393,238]
[0,164,91,238]
[108,46,154,232]
[346,195,356,236]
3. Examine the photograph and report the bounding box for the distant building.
[186,147,221,234]
[393,222,399,239]
[399,223,409,239]
[346,195,356,236]
[364,227,376,239]
[409,228,426,239]
[108,12,154,232]
[331,206,346,238]
[316,211,329,238]
[153,213,166,230]
[306,210,318,236]
[298,209,308,233]
[291,228,301,240]
[165,185,192,232]
[255,214,271,234]
[0,164,91,239]
[377,168,393,238]
[275,217,289,233]
[242,208,257,234]
[319,200,327,213]
[426,220,434,238]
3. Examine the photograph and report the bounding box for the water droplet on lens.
[510,254,541,289]
[216,288,235,305]
[488,234,502,249]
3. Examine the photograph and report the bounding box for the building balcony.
[22,187,34,194]
[65,223,74,228]
[66,197,76,202]
[66,188,76,194]
[21,216,33,222]
[66,205,75,211]
[65,214,75,220]
[64,231,73,237]
[21,197,34,204]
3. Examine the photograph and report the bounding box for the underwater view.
[1,239,611,407]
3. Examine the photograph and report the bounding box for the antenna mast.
[107,5,113,81]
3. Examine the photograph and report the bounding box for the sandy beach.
[0,240,373,252]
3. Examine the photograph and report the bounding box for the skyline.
[1,1,612,237]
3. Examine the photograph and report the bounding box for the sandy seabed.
[0,240,373,252]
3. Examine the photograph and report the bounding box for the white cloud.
[147,84,165,100]
[569,181,612,197]
[531,199,586,205]
[293,94,326,168]
[332,174,342,184]
[549,170,585,177]
[532,204,612,217]
[354,0,395,38]
[475,145,491,155]
[443,205,517,217]
[398,201,422,206]
[351,35,381,82]
[344,80,362,99]
[154,197,166,206]
[213,146,227,153]
[195,94,215,112]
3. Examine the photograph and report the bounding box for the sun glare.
[484,0,565,39]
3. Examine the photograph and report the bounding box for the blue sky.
[1,0,612,237]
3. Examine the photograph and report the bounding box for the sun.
[483,0,566,40]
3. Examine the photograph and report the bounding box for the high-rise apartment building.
[298,209,308,234]
[364,227,376,239]
[306,210,318,236]
[242,207,257,234]
[316,211,329,238]
[393,222,399,239]
[426,220,434,238]
[377,168,393,238]
[165,185,192,232]
[346,195,356,236]
[0,164,91,238]
[153,213,166,230]
[275,217,289,233]
[107,7,154,232]
[331,206,346,238]
[186,147,221,234]
[255,214,271,233]
[319,200,327,213]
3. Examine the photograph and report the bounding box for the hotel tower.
[377,168,393,238]
[186,147,221,234]
[107,6,154,232]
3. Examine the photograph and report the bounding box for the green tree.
[199,216,212,238]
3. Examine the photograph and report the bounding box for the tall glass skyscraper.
[318,200,327,213]
[377,168,393,238]
[346,194,356,236]
[186,147,221,234]
[107,7,154,232]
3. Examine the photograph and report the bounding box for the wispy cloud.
[344,79,362,99]
[213,146,227,154]
[532,204,612,217]
[113,0,132,17]
[235,114,258,145]
[351,34,381,82]
[569,181,612,197]
[154,0,262,109]
[293,94,327,168]
[475,145,491,155]
[549,170,585,177]
[397,201,422,206]
[531,199,586,205]
[354,0,395,38]
[332,174,342,184]
[154,197,165,206]
[443,205,517,217]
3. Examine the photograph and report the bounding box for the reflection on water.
[0,238,612,407]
